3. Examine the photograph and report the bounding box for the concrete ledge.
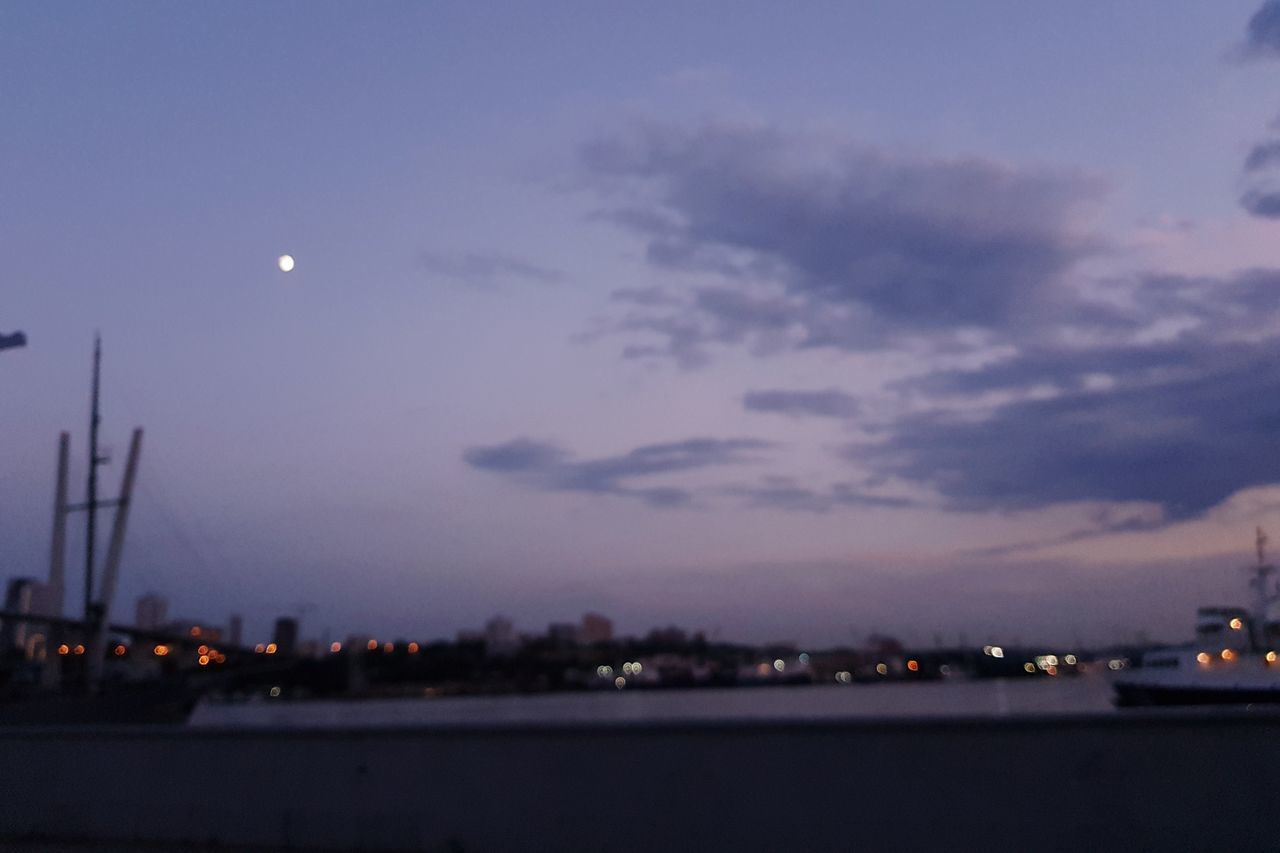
[2,712,1277,851]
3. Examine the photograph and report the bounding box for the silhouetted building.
[273,617,299,655]
[547,622,579,645]
[2,578,56,658]
[647,626,688,646]
[228,614,243,647]
[484,615,517,655]
[135,592,168,631]
[580,612,613,644]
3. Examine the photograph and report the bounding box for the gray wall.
[1,714,1277,852]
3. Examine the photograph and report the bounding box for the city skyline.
[5,2,1280,646]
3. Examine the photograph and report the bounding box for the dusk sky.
[5,3,1280,647]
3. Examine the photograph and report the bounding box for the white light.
[277,254,295,273]
[990,646,1004,659]
[614,676,626,689]
[773,659,785,672]
[1064,654,1077,665]
[799,653,810,664]
[269,686,282,697]
[632,661,642,674]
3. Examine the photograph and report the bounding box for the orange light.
[1221,649,1237,661]
[330,642,342,653]
[265,643,278,655]
[906,659,919,672]
[153,644,170,657]
[254,644,265,654]
[197,645,209,655]
[367,639,378,651]
[198,654,210,666]
[383,642,394,653]
[72,644,85,655]
[190,626,202,637]
[57,644,70,656]
[1230,617,1244,630]
[1268,651,1278,664]
[114,644,126,656]
[408,642,420,654]
[214,653,226,664]
[1196,651,1211,665]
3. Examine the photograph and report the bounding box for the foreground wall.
[1,714,1277,851]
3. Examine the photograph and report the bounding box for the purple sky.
[4,2,1280,647]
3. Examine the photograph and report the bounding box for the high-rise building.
[272,617,299,655]
[135,593,168,631]
[228,614,243,647]
[580,612,613,644]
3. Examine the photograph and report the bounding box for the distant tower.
[272,617,299,655]
[135,593,169,631]
[228,614,243,647]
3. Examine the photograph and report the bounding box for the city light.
[875,663,888,675]
[265,643,278,654]
[269,686,281,697]
[254,644,265,654]
[57,644,69,656]
[773,659,785,672]
[198,655,210,666]
[907,659,919,672]
[114,644,127,656]
[1024,662,1035,673]
[367,639,378,651]
[383,642,394,653]
[1268,651,1278,664]
[72,644,85,655]
[153,645,170,657]
[1064,654,1078,665]
[197,645,209,655]
[835,671,852,684]
[1197,651,1211,665]
[190,626,202,638]
[330,642,342,653]
[1230,617,1244,630]
[408,642,420,654]
[990,646,1004,659]
[1221,649,1237,661]
[614,676,626,689]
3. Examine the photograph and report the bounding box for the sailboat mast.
[84,333,102,621]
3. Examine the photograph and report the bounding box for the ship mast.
[84,333,105,623]
[1250,526,1278,650]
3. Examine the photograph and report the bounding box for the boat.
[1113,528,1280,706]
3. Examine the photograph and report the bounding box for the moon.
[277,254,295,273]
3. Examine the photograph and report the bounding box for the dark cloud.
[583,120,1105,363]
[1244,140,1280,172]
[858,333,1280,519]
[725,476,915,513]
[420,251,562,286]
[465,437,775,507]
[0,331,27,352]
[743,389,860,419]
[1244,0,1280,58]
[1241,188,1280,218]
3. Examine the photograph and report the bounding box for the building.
[2,578,57,658]
[228,614,243,647]
[273,617,299,655]
[135,593,169,631]
[484,615,518,656]
[547,622,579,646]
[580,612,613,644]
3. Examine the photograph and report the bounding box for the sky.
[4,2,1280,648]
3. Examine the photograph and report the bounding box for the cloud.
[582,119,1106,363]
[464,436,775,507]
[724,476,915,513]
[420,251,562,286]
[1241,188,1280,218]
[858,326,1280,519]
[1244,1,1280,59]
[1245,140,1280,172]
[743,388,860,419]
